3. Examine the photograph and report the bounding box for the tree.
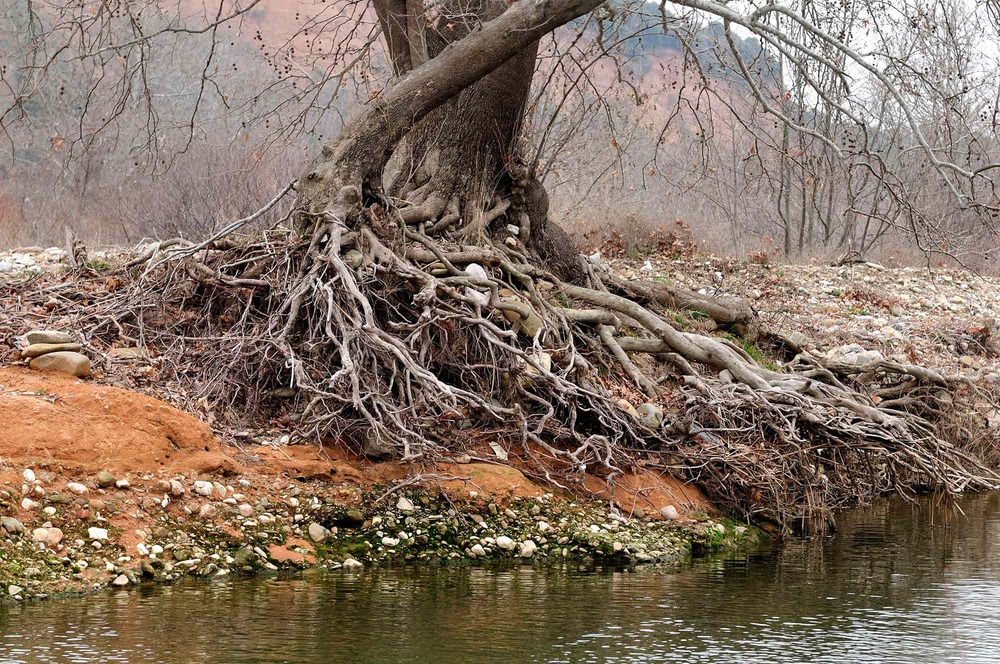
[7,0,1000,526]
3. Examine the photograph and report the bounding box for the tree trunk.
[298,0,588,281]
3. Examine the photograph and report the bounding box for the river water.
[2,493,1000,663]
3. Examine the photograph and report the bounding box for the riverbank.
[3,244,996,601]
[0,461,759,602]
[0,366,755,603]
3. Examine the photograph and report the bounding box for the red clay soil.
[0,365,711,518]
[0,366,239,476]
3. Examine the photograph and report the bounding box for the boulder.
[28,351,91,377]
[636,403,664,428]
[26,330,74,345]
[21,342,82,359]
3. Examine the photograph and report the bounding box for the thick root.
[42,190,1000,529]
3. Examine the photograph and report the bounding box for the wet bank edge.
[0,473,765,604]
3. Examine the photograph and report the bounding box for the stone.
[636,403,664,429]
[343,509,365,527]
[96,471,117,488]
[112,574,130,587]
[31,527,62,546]
[193,481,213,497]
[828,344,883,367]
[519,540,537,558]
[21,342,82,359]
[659,505,680,520]
[233,547,254,566]
[344,249,364,269]
[341,557,363,570]
[396,496,415,512]
[537,521,552,533]
[88,527,109,541]
[308,522,330,543]
[20,498,38,510]
[238,504,255,517]
[198,504,217,519]
[169,480,185,497]
[496,536,516,551]
[115,479,130,489]
[470,543,486,557]
[66,482,88,495]
[29,351,91,378]
[26,330,74,345]
[616,399,640,419]
[1,516,25,534]
[22,469,35,483]
[517,312,544,338]
[8,585,23,597]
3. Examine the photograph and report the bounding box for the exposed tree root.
[28,187,999,530]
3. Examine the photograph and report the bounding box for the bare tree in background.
[6,0,1000,525]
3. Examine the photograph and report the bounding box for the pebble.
[659,505,680,520]
[26,330,74,344]
[28,351,91,378]
[96,471,117,488]
[8,585,23,597]
[342,558,363,570]
[88,527,108,540]
[115,479,130,489]
[496,536,516,551]
[519,540,537,558]
[66,482,88,495]
[1,516,25,534]
[238,504,254,517]
[470,544,486,557]
[193,481,213,497]
[198,504,217,519]
[112,575,130,587]
[21,498,38,510]
[22,469,35,483]
[308,522,330,543]
[396,496,415,512]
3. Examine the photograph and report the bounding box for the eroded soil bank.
[0,366,755,602]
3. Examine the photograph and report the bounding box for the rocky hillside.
[607,253,1000,378]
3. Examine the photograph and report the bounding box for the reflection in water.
[2,494,1000,662]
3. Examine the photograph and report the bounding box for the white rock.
[8,585,23,596]
[342,557,363,570]
[42,506,56,516]
[381,536,400,547]
[659,505,680,520]
[496,536,516,551]
[519,540,537,558]
[193,481,213,497]
[22,469,35,482]
[537,521,552,533]
[115,479,130,489]
[308,522,330,543]
[396,496,415,512]
[88,527,109,541]
[198,504,217,518]
[21,498,38,510]
[66,482,88,495]
[238,504,254,517]
[470,543,486,557]
[112,574,130,587]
